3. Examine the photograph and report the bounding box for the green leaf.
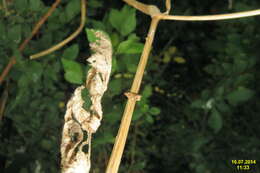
[204,64,216,75]
[64,71,83,84]
[127,63,137,73]
[122,54,139,73]
[62,44,79,60]
[18,74,30,88]
[94,133,115,146]
[215,101,231,113]
[195,164,208,173]
[142,85,152,98]
[40,139,52,150]
[128,33,140,42]
[215,86,225,96]
[81,88,92,110]
[8,25,22,44]
[208,109,222,133]
[109,5,136,36]
[17,61,43,86]
[65,0,81,21]
[111,57,117,73]
[86,28,99,43]
[201,89,210,99]
[90,20,106,30]
[191,99,204,109]
[149,107,161,115]
[140,104,149,113]
[110,32,120,47]
[29,0,41,11]
[132,109,143,121]
[234,73,254,86]
[234,59,248,73]
[0,21,6,41]
[109,78,122,94]
[14,0,28,13]
[192,136,209,152]
[27,61,43,83]
[226,87,255,105]
[109,78,123,95]
[61,59,83,84]
[88,0,103,8]
[146,115,154,124]
[117,39,144,54]
[221,63,233,73]
[105,104,123,123]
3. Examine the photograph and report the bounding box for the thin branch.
[164,0,171,14]
[0,0,61,85]
[30,0,86,59]
[0,58,16,85]
[124,0,260,21]
[0,82,9,121]
[158,9,260,21]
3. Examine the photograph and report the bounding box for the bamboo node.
[124,92,141,101]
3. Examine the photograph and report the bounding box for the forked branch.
[158,9,260,21]
[124,0,260,20]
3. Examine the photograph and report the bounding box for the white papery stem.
[60,30,112,173]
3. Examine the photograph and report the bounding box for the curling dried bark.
[61,30,112,173]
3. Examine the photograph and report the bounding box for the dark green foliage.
[0,0,260,173]
[109,5,136,36]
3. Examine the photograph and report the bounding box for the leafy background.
[0,0,259,172]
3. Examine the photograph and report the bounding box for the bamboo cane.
[106,17,160,173]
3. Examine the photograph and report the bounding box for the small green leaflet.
[8,25,21,43]
[14,0,28,13]
[86,29,99,43]
[62,44,79,60]
[81,88,92,110]
[208,109,222,133]
[88,0,103,8]
[117,39,144,54]
[109,5,136,36]
[109,78,122,94]
[61,58,83,84]
[226,87,255,105]
[149,107,161,115]
[142,85,152,99]
[29,0,41,11]
[65,0,81,22]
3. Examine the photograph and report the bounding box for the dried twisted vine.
[61,30,112,173]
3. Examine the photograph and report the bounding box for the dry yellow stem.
[106,17,160,173]
[124,0,260,21]
[158,9,260,21]
[164,0,171,14]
